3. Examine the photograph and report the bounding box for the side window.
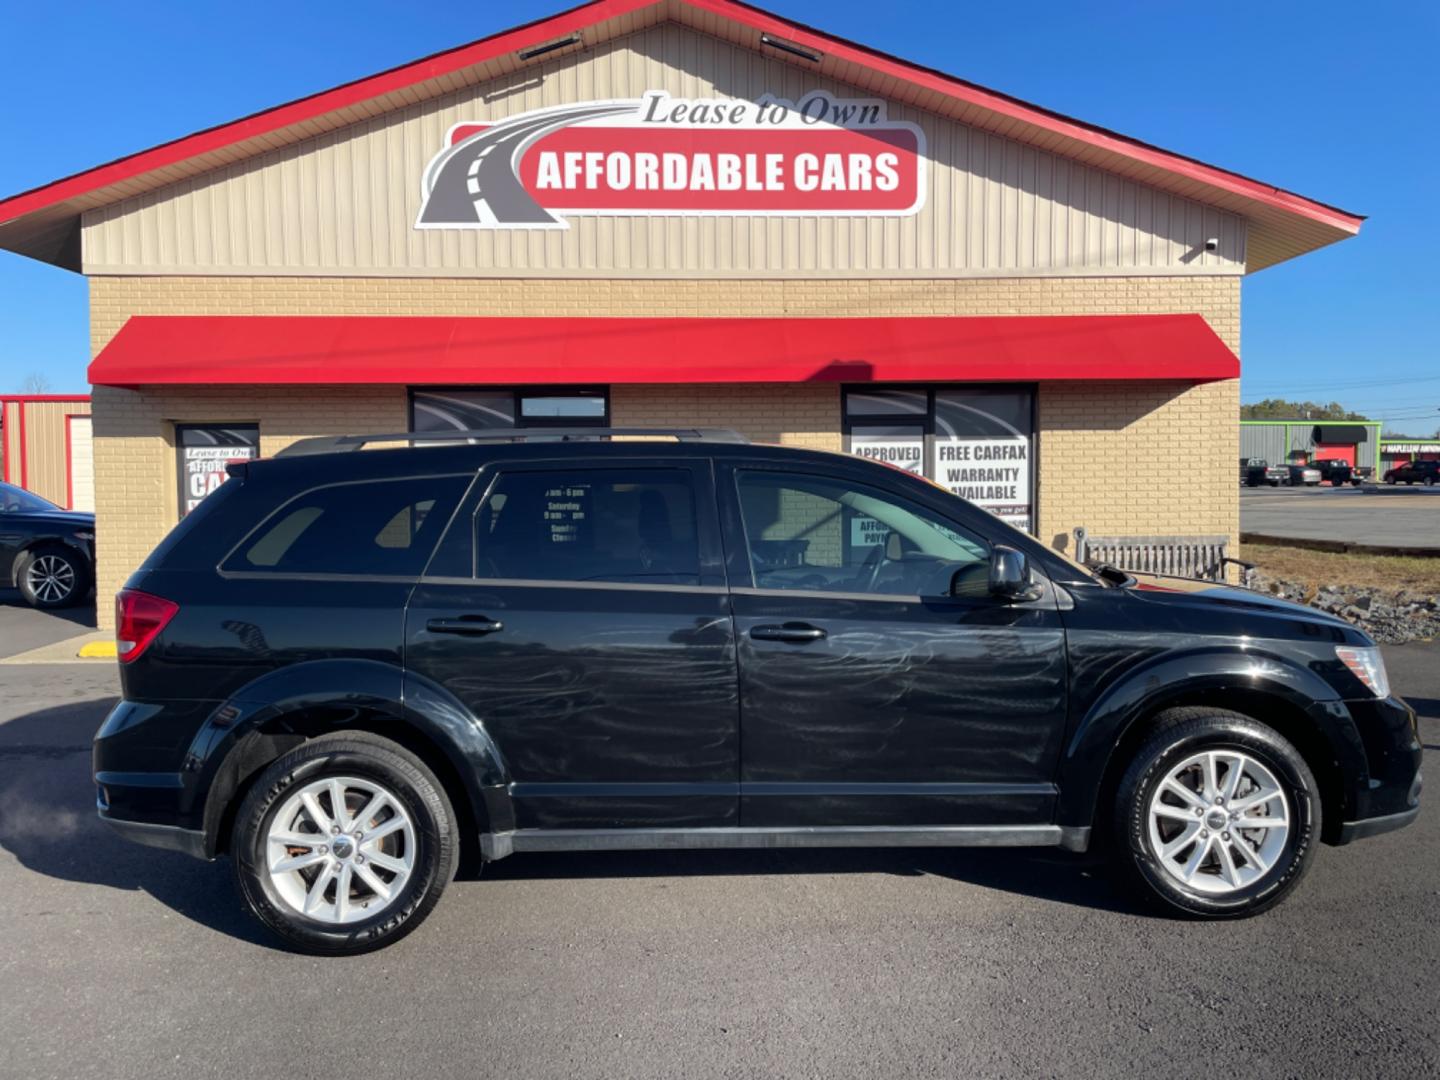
[225,475,470,576]
[476,469,700,585]
[735,470,989,598]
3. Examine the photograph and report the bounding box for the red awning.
[87,314,1238,387]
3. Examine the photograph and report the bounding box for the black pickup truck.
[1311,459,1367,487]
[1239,458,1286,487]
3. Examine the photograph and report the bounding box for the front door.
[405,459,739,831]
[719,463,1068,828]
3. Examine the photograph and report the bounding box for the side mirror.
[987,545,1041,602]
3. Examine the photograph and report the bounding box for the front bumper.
[1331,694,1423,846]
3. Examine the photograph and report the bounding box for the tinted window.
[226,475,470,576]
[735,470,988,598]
[476,469,700,585]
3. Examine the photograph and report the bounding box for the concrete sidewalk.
[0,630,114,664]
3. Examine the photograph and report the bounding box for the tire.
[16,544,89,609]
[1113,708,1320,919]
[232,731,458,954]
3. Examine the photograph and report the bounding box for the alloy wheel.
[1146,749,1291,895]
[265,775,416,924]
[25,554,76,604]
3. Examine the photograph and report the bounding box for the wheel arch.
[1057,652,1367,846]
[194,660,512,871]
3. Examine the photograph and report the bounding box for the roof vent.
[759,33,821,63]
[517,32,582,61]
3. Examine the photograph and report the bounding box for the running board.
[481,825,1091,861]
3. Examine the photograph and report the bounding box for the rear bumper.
[93,696,221,858]
[97,811,211,860]
[1337,806,1421,844]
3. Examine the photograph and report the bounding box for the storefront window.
[176,424,259,517]
[844,386,1035,534]
[411,388,608,432]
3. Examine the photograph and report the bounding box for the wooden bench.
[1073,527,1255,586]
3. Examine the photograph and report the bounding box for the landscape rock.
[1250,570,1440,644]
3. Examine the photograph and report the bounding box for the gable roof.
[0,0,1362,272]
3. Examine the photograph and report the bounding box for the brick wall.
[1036,378,1240,557]
[89,274,1239,626]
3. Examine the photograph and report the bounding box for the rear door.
[405,457,740,831]
[718,462,1068,829]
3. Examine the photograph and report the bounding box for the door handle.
[750,623,827,643]
[426,616,504,636]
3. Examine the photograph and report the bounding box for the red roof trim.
[0,394,92,403]
[88,314,1240,388]
[0,0,1360,234]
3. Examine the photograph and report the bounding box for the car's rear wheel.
[1114,708,1320,918]
[16,544,88,609]
[232,731,457,954]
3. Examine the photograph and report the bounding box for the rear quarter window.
[222,475,472,577]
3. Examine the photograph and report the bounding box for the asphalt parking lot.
[0,619,1434,1079]
[0,589,97,659]
[1242,483,1440,550]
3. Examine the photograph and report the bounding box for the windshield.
[0,482,60,514]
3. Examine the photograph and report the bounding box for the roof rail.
[274,427,750,458]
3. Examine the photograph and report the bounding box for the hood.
[1124,572,1357,633]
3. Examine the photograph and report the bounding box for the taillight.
[115,589,179,664]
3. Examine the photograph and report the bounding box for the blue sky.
[1,1,1435,430]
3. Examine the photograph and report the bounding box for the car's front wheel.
[232,731,457,954]
[1114,708,1320,918]
[16,544,88,609]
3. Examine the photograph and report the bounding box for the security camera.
[1204,237,1219,252]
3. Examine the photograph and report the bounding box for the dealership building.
[0,0,1362,626]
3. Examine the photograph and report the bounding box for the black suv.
[94,429,1422,953]
[1384,460,1440,485]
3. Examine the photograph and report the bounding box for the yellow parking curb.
[77,640,118,659]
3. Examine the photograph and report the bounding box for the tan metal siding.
[11,401,82,507]
[24,402,71,506]
[82,23,1244,279]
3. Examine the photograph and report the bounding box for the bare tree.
[19,372,52,393]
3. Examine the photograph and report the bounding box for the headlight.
[1335,645,1390,698]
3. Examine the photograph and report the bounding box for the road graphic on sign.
[416,103,640,228]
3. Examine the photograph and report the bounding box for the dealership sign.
[416,91,925,229]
